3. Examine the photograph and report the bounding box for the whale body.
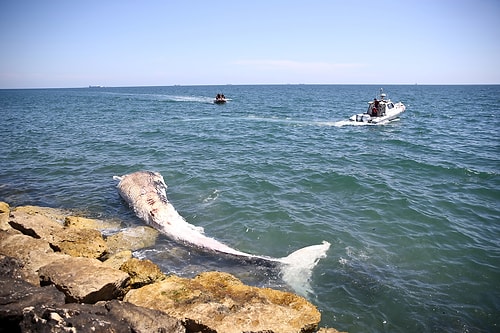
[114,170,330,295]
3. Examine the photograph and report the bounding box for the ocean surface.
[1,84,499,332]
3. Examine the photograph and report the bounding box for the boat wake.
[114,171,330,297]
[102,91,214,104]
[333,120,375,127]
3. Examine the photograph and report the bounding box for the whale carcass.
[114,171,330,295]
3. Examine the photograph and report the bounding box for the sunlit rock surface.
[125,271,322,333]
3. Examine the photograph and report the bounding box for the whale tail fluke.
[278,241,331,297]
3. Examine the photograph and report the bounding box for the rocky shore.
[0,201,344,333]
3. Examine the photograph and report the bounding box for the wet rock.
[103,250,133,269]
[317,328,347,333]
[125,271,322,333]
[119,257,165,288]
[105,226,159,254]
[64,215,121,232]
[39,256,130,303]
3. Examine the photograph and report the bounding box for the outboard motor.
[356,114,371,122]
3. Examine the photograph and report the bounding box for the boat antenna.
[380,88,386,100]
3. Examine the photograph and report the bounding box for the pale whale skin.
[114,171,330,295]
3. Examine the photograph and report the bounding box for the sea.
[0,84,499,332]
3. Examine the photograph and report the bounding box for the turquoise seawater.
[1,85,499,332]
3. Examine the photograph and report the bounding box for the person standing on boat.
[372,98,380,116]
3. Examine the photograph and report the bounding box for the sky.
[1,0,499,88]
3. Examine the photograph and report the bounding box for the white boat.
[349,88,406,124]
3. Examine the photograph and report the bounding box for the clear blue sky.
[1,0,499,88]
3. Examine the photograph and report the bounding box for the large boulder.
[38,257,130,303]
[119,257,165,288]
[125,271,322,333]
[51,227,108,259]
[0,230,68,285]
[8,206,65,242]
[8,207,108,259]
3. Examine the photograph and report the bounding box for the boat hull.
[350,102,405,124]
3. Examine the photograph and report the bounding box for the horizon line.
[2,82,500,90]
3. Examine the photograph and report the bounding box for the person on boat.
[216,93,221,99]
[371,98,379,116]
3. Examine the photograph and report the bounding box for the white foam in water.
[168,95,214,103]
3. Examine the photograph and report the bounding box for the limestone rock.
[0,230,68,285]
[11,205,68,224]
[105,226,159,254]
[64,215,121,231]
[39,256,130,303]
[120,257,165,288]
[8,206,108,259]
[8,206,64,242]
[125,271,321,333]
[51,227,108,259]
[103,250,133,269]
[0,201,10,230]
